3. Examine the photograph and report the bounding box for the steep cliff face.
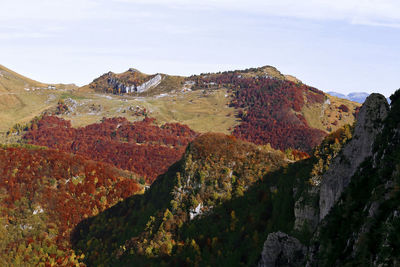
[308,90,400,266]
[259,92,397,267]
[319,93,389,220]
[293,122,354,233]
[293,186,320,232]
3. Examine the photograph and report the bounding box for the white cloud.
[0,0,108,21]
[1,0,399,28]
[114,0,400,28]
[0,32,51,40]
[351,18,400,28]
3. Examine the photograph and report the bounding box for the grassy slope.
[66,65,360,136]
[56,89,238,135]
[0,65,77,133]
[302,94,360,133]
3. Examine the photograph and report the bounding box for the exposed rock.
[294,187,319,232]
[319,93,389,220]
[189,203,203,220]
[137,74,162,93]
[258,232,306,267]
[106,74,162,94]
[33,206,44,215]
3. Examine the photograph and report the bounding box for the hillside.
[0,63,397,266]
[69,90,400,266]
[23,115,198,183]
[0,144,143,266]
[81,65,290,96]
[0,64,77,134]
[77,65,360,152]
[71,133,292,266]
[0,64,360,153]
[187,70,358,151]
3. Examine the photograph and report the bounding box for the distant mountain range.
[327,91,391,104]
[327,92,370,103]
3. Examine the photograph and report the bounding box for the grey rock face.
[319,93,389,220]
[106,74,162,94]
[294,187,320,232]
[136,74,162,93]
[107,76,133,93]
[258,232,306,267]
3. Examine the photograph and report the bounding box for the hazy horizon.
[1,0,399,97]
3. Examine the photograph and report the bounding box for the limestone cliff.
[306,90,400,265]
[260,93,394,267]
[319,93,389,220]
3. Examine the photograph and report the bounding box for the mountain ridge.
[1,64,361,154]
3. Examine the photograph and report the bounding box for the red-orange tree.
[24,116,198,183]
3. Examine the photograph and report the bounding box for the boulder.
[259,232,306,267]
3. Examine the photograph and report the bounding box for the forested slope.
[0,145,142,266]
[24,116,198,183]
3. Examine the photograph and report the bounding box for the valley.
[1,64,398,266]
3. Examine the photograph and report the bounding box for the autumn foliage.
[72,132,288,266]
[191,72,326,151]
[0,145,142,265]
[23,116,198,183]
[338,104,349,112]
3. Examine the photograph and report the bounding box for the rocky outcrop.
[107,75,135,93]
[319,93,389,220]
[258,232,306,267]
[107,73,162,94]
[137,74,162,93]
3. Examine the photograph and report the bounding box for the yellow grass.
[302,94,361,133]
[0,64,77,132]
[58,88,238,134]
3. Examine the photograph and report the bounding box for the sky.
[1,0,400,96]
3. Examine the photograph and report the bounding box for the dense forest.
[23,116,198,183]
[0,144,142,266]
[0,123,355,266]
[189,72,327,151]
[71,127,354,266]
